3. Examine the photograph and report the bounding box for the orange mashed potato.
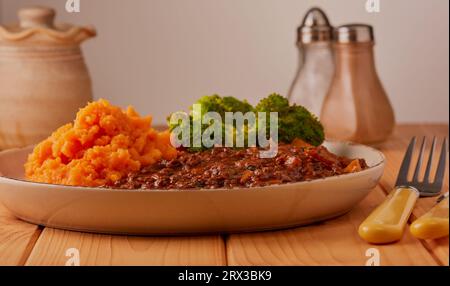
[25,99,177,187]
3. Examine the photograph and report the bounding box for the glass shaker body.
[288,42,335,117]
[321,42,395,144]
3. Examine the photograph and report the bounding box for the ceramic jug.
[0,7,96,150]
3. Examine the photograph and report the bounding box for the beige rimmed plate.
[0,141,385,235]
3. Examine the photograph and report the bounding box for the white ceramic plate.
[0,141,385,235]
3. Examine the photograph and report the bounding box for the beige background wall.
[1,0,448,125]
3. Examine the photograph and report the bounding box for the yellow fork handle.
[410,196,449,240]
[359,186,419,244]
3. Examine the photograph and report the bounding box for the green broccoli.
[255,93,324,146]
[222,96,254,113]
[255,93,290,113]
[168,93,325,151]
[168,95,254,151]
[194,95,254,115]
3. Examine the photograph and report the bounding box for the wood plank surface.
[226,187,437,266]
[0,203,41,266]
[376,124,449,265]
[25,228,226,266]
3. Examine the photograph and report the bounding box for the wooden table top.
[0,124,448,266]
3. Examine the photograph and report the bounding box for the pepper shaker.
[320,24,395,144]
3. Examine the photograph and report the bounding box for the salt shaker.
[287,7,335,117]
[321,24,395,144]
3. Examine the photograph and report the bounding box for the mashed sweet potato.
[24,99,177,187]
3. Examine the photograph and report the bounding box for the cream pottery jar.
[0,7,96,150]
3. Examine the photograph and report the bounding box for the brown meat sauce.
[108,144,368,190]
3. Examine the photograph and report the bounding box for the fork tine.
[412,137,426,183]
[396,137,416,186]
[423,136,436,183]
[433,137,448,189]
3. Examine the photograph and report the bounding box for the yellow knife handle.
[358,186,419,244]
[410,195,449,240]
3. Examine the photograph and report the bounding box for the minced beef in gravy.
[108,144,368,190]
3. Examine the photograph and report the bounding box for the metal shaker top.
[297,7,333,44]
[335,24,374,43]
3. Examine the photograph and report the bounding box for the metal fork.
[396,136,448,197]
[359,137,448,244]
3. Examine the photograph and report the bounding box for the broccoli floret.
[168,93,325,151]
[197,95,255,149]
[194,95,254,115]
[169,95,254,151]
[255,93,290,113]
[255,93,324,146]
[222,96,254,113]
[194,95,226,116]
[280,105,324,146]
